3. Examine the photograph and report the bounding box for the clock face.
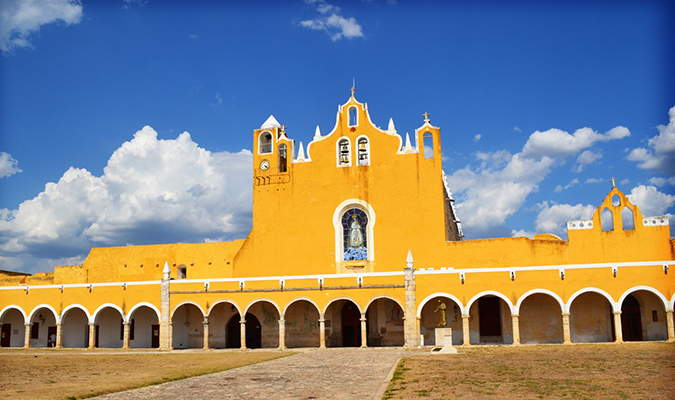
[260,160,270,171]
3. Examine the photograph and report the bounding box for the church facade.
[1,93,674,350]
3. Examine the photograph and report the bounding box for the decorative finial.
[423,112,430,123]
[350,86,355,97]
[609,177,617,188]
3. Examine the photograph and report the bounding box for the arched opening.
[94,307,123,348]
[621,207,634,230]
[621,291,667,341]
[423,132,434,159]
[476,296,513,344]
[519,294,564,344]
[278,144,287,173]
[348,107,358,126]
[284,300,320,348]
[61,308,89,348]
[420,297,463,346]
[569,292,614,343]
[341,208,368,261]
[259,131,272,154]
[128,306,160,348]
[601,208,613,232]
[356,137,369,166]
[323,299,362,347]
[171,304,204,349]
[1,308,25,347]
[29,307,58,348]
[225,315,241,348]
[225,313,265,349]
[244,301,279,348]
[364,298,404,347]
[208,302,239,349]
[338,138,350,166]
[612,194,620,206]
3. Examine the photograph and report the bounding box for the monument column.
[462,315,471,346]
[511,314,520,345]
[278,318,286,350]
[159,261,171,350]
[403,250,419,347]
[168,322,173,350]
[55,322,63,349]
[88,322,95,349]
[123,321,131,349]
[240,319,247,349]
[24,323,32,348]
[666,310,674,342]
[360,313,367,348]
[562,312,571,344]
[203,317,209,349]
[613,311,623,343]
[319,316,326,348]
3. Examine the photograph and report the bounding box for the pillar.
[460,315,470,346]
[278,318,286,350]
[159,261,171,350]
[203,317,209,350]
[511,314,520,345]
[319,317,326,349]
[55,322,63,349]
[665,310,674,342]
[88,322,95,349]
[360,313,367,348]
[403,250,420,347]
[240,319,247,349]
[562,312,571,344]
[123,321,131,349]
[24,323,32,348]
[613,310,623,343]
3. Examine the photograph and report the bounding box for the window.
[601,208,613,231]
[259,132,272,154]
[342,208,368,261]
[348,107,358,126]
[621,207,634,230]
[278,144,287,173]
[357,137,369,166]
[611,194,620,207]
[338,138,351,166]
[177,266,187,279]
[423,132,434,158]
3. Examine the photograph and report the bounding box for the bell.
[359,142,367,151]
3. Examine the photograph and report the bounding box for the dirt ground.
[384,342,675,399]
[0,348,291,399]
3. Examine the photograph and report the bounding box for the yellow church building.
[1,92,674,351]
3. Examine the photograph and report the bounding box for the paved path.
[95,347,407,400]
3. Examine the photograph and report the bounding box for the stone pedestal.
[432,327,457,354]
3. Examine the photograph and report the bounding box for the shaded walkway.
[95,348,406,399]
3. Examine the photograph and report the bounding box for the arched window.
[342,209,368,261]
[337,138,351,166]
[356,137,369,166]
[259,132,272,154]
[278,144,287,173]
[612,195,620,207]
[601,208,613,232]
[621,207,634,230]
[423,132,434,158]
[348,107,358,126]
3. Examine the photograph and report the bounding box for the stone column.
[55,322,63,349]
[403,250,419,347]
[168,322,173,350]
[360,313,367,348]
[613,311,623,343]
[24,323,32,348]
[562,312,571,344]
[159,261,171,350]
[462,315,471,346]
[511,314,520,345]
[319,317,326,349]
[240,319,247,349]
[88,322,95,349]
[666,310,675,342]
[278,318,286,350]
[123,321,131,349]
[203,317,210,350]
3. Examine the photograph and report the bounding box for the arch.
[0,305,27,324]
[336,137,352,167]
[278,143,288,173]
[364,295,404,314]
[567,288,617,312]
[600,208,613,231]
[61,304,91,323]
[671,293,675,311]
[417,292,465,317]
[355,135,370,166]
[243,298,281,316]
[283,298,322,348]
[515,289,565,314]
[423,132,434,158]
[621,206,634,230]
[323,296,363,315]
[28,304,60,324]
[282,297,321,318]
[348,106,358,126]
[466,291,515,314]
[127,302,161,322]
[258,130,273,154]
[92,303,126,322]
[365,296,406,347]
[171,301,205,319]
[333,199,376,263]
[618,286,668,311]
[207,299,242,318]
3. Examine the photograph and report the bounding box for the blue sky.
[1,0,674,274]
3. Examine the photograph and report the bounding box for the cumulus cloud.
[554,179,579,193]
[627,105,675,175]
[300,0,364,41]
[0,0,82,54]
[521,126,629,159]
[473,134,481,142]
[0,152,22,178]
[0,126,253,273]
[532,201,596,237]
[627,185,675,217]
[574,150,602,172]
[649,177,675,186]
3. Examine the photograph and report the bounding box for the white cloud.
[0,0,82,54]
[573,150,602,172]
[473,134,481,142]
[0,126,253,273]
[585,178,604,184]
[189,34,199,40]
[0,152,22,178]
[300,0,364,41]
[649,177,675,186]
[555,179,579,193]
[533,201,596,237]
[513,127,522,133]
[627,105,675,175]
[626,185,675,217]
[521,126,629,159]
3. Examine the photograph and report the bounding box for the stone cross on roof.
[423,112,430,123]
[609,177,617,188]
